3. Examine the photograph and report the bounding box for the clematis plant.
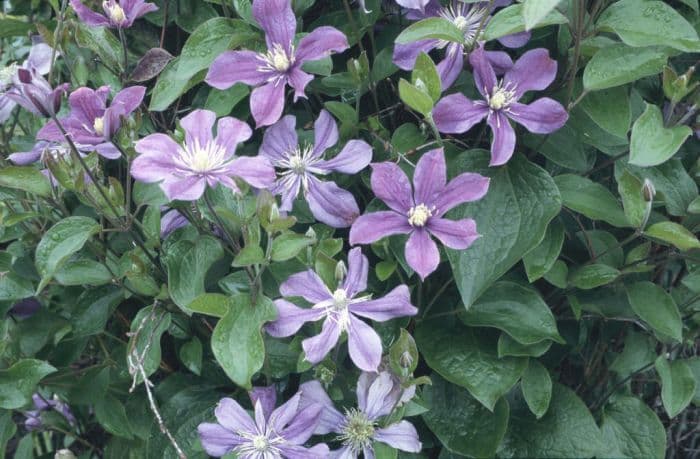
[432,46,569,166]
[70,0,158,28]
[131,109,276,201]
[350,148,489,279]
[266,247,417,372]
[206,0,349,127]
[4,68,68,118]
[259,110,372,228]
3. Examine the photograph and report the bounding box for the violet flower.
[70,0,158,28]
[197,385,329,458]
[433,46,569,166]
[4,68,68,118]
[299,372,422,457]
[349,148,489,280]
[267,247,417,372]
[206,0,349,127]
[37,85,145,160]
[131,109,276,202]
[160,209,189,238]
[259,110,372,228]
[24,394,76,431]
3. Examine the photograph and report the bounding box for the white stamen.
[276,144,321,194]
[338,408,376,454]
[439,2,489,47]
[103,2,126,24]
[486,80,518,111]
[408,204,434,227]
[0,63,18,87]
[258,43,295,74]
[93,116,105,136]
[175,139,229,174]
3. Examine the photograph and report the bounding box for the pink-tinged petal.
[369,162,413,213]
[197,423,242,457]
[487,111,516,166]
[347,316,382,372]
[361,371,395,419]
[392,39,439,71]
[68,86,107,124]
[94,142,121,159]
[302,318,342,364]
[469,45,497,99]
[498,30,531,48]
[26,42,54,75]
[253,0,296,52]
[374,421,422,453]
[260,114,297,162]
[315,140,372,174]
[484,50,514,75]
[206,51,271,89]
[134,132,180,157]
[280,443,330,459]
[349,211,412,245]
[296,26,349,62]
[126,0,158,20]
[433,93,488,134]
[132,135,180,182]
[111,85,145,115]
[306,179,361,228]
[215,116,253,157]
[249,386,277,421]
[251,81,286,128]
[505,48,557,99]
[266,299,325,337]
[343,247,368,298]
[280,270,332,303]
[298,381,345,434]
[351,285,417,322]
[312,110,338,157]
[288,68,314,101]
[428,217,479,249]
[405,228,439,280]
[36,120,63,142]
[160,175,207,201]
[226,156,276,189]
[279,401,322,444]
[507,98,568,134]
[215,398,257,433]
[70,0,110,26]
[180,109,216,147]
[437,42,463,91]
[413,148,446,206]
[433,172,490,216]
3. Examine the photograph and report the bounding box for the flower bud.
[335,260,347,283]
[55,449,77,459]
[642,179,656,202]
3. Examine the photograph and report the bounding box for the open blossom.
[37,85,145,160]
[4,68,68,118]
[267,247,417,372]
[433,46,568,166]
[206,0,349,127]
[131,109,275,202]
[350,148,489,279]
[259,110,372,228]
[299,373,422,458]
[197,385,328,458]
[70,0,158,28]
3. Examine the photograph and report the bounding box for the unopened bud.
[642,179,656,202]
[399,351,414,369]
[305,227,316,240]
[414,78,428,93]
[55,450,76,459]
[335,260,347,283]
[269,202,280,221]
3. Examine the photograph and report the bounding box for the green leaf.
[498,334,552,358]
[398,78,434,116]
[685,357,700,405]
[95,394,133,439]
[626,282,682,342]
[0,166,52,197]
[523,219,565,282]
[555,174,628,227]
[204,83,250,117]
[0,273,34,302]
[180,337,203,376]
[128,307,171,383]
[233,245,265,267]
[412,53,441,102]
[447,152,561,307]
[270,232,315,261]
[75,24,123,72]
[35,216,101,293]
[521,360,552,419]
[416,319,527,410]
[0,359,56,409]
[71,285,124,337]
[597,0,700,52]
[422,375,510,458]
[54,259,113,286]
[655,356,696,418]
[523,0,563,31]
[485,3,568,40]
[0,17,33,38]
[610,331,657,379]
[629,104,691,167]
[616,170,647,228]
[461,281,563,345]
[583,45,668,91]
[600,396,666,458]
[569,264,620,289]
[395,17,464,45]
[0,410,16,459]
[645,221,700,251]
[211,293,277,388]
[580,86,631,138]
[188,293,229,318]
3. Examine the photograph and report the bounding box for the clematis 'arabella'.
[349,148,489,280]
[131,109,276,202]
[206,0,349,127]
[259,110,372,228]
[4,68,68,119]
[433,45,568,166]
[70,0,158,28]
[266,247,417,372]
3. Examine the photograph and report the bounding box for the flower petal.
[160,175,207,201]
[433,93,488,134]
[131,134,180,182]
[487,111,516,166]
[428,217,479,249]
[94,142,121,159]
[405,228,439,280]
[347,316,382,372]
[298,380,345,434]
[280,270,332,303]
[279,401,323,444]
[215,116,253,157]
[280,443,330,459]
[110,85,145,116]
[215,397,256,434]
[351,285,417,322]
[197,422,242,457]
[507,98,568,134]
[312,109,339,157]
[266,299,325,337]
[369,162,413,213]
[498,30,531,48]
[251,81,287,128]
[362,371,395,419]
[268,390,300,432]
[295,26,349,62]
[306,178,361,228]
[505,48,557,99]
[249,386,277,421]
[226,156,276,189]
[206,50,271,89]
[343,247,368,298]
[485,50,514,75]
[253,0,296,52]
[315,139,372,174]
[259,114,297,162]
[288,67,314,101]
[392,39,439,71]
[68,86,108,124]
[70,0,110,27]
[302,318,342,364]
[26,42,54,75]
[330,446,356,459]
[469,45,497,99]
[432,172,490,216]
[180,109,216,147]
[36,120,63,142]
[436,42,463,91]
[374,421,422,453]
[413,148,446,206]
[349,211,412,245]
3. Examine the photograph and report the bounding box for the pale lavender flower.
[349,148,489,279]
[299,372,422,457]
[70,0,158,28]
[267,247,417,372]
[205,0,349,127]
[131,109,276,202]
[259,110,372,228]
[37,85,145,159]
[433,46,568,166]
[24,394,76,431]
[160,209,189,238]
[4,68,68,118]
[197,385,329,458]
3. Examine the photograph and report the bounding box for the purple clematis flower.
[37,85,145,159]
[267,247,417,372]
[197,385,329,458]
[206,0,349,127]
[299,372,422,457]
[4,68,68,118]
[131,109,276,202]
[24,394,76,431]
[259,110,372,228]
[70,0,158,28]
[160,209,189,238]
[349,148,489,280]
[433,46,569,166]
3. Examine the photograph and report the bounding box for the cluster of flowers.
[0,0,570,456]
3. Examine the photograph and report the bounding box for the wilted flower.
[38,85,145,159]
[70,0,158,28]
[206,0,349,127]
[267,247,417,372]
[433,46,568,166]
[299,372,422,457]
[4,68,68,118]
[259,110,372,227]
[24,394,76,431]
[131,109,275,201]
[197,385,329,458]
[350,148,489,279]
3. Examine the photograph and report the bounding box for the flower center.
[288,154,306,174]
[332,288,349,310]
[103,2,126,24]
[252,435,269,452]
[235,430,284,459]
[408,204,433,227]
[487,81,517,111]
[179,139,228,174]
[0,63,18,87]
[339,409,375,454]
[260,43,294,73]
[440,3,489,45]
[93,116,105,136]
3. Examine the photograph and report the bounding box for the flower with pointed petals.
[37,85,145,159]
[259,110,372,228]
[206,0,349,127]
[433,46,569,166]
[349,148,489,279]
[4,68,68,118]
[299,372,422,458]
[70,0,158,28]
[267,247,417,372]
[197,385,329,458]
